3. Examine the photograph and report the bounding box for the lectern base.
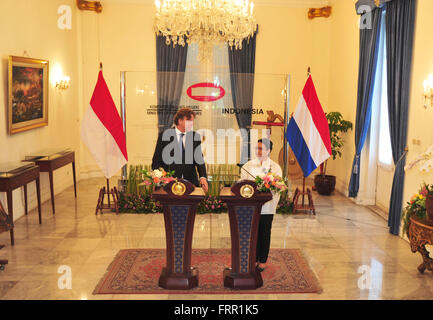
[223,268,263,290]
[159,267,199,290]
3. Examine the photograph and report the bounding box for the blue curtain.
[156,35,189,133]
[348,8,383,198]
[228,31,257,164]
[386,0,416,235]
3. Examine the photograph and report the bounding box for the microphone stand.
[237,163,256,180]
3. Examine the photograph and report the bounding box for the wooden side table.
[407,216,433,274]
[0,163,42,245]
[25,150,77,215]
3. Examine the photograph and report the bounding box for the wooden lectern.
[220,181,273,290]
[152,179,205,290]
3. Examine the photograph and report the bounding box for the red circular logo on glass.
[186,83,226,102]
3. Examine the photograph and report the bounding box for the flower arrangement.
[423,183,433,196]
[118,193,162,214]
[141,168,176,188]
[402,183,433,234]
[197,195,227,214]
[255,171,287,194]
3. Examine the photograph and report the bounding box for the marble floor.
[0,177,432,300]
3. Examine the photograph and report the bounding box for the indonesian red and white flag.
[81,71,128,179]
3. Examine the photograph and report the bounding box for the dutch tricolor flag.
[286,76,332,177]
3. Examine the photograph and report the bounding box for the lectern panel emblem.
[172,181,186,196]
[240,184,255,199]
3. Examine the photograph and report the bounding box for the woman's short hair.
[258,138,273,152]
[174,107,196,125]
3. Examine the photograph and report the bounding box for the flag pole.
[99,62,110,206]
[302,67,311,207]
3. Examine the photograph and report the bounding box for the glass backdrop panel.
[122,71,289,171]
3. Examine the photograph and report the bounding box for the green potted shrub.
[314,112,353,195]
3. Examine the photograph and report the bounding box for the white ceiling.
[102,0,330,8]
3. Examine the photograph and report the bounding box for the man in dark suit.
[152,107,208,193]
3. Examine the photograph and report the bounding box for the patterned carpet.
[93,248,322,295]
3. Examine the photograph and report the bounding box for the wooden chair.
[0,200,12,270]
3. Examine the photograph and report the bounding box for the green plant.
[124,164,153,196]
[221,164,239,187]
[277,189,294,214]
[323,112,353,175]
[207,164,222,197]
[207,164,239,197]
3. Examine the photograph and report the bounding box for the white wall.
[0,0,81,221]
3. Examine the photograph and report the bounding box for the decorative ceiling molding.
[101,0,330,9]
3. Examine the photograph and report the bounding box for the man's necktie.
[179,133,185,178]
[179,133,185,161]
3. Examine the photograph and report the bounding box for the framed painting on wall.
[8,56,49,135]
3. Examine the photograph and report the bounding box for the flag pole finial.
[100,62,103,71]
[307,67,311,77]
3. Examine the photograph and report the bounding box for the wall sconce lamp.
[76,0,103,13]
[56,76,70,90]
[423,74,433,108]
[308,6,332,19]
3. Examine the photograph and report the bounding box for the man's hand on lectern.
[200,178,208,194]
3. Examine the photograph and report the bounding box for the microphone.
[237,163,256,180]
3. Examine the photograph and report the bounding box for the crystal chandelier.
[154,0,258,62]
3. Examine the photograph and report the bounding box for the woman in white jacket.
[240,138,282,272]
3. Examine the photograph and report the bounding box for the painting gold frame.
[8,56,49,135]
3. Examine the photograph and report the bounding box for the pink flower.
[212,205,215,209]
[263,175,272,183]
[421,186,428,197]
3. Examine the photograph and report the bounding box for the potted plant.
[424,184,433,221]
[402,183,433,234]
[314,112,353,195]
